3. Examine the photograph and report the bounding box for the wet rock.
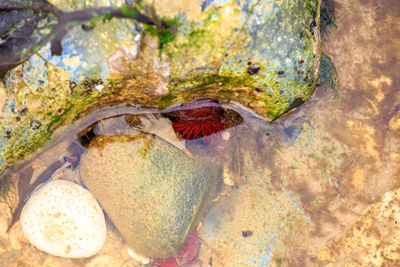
[79,135,219,259]
[0,0,320,175]
[156,0,321,120]
[0,0,144,173]
[20,179,107,258]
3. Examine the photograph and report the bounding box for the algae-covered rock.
[0,0,144,172]
[79,135,219,259]
[155,0,321,120]
[0,0,320,174]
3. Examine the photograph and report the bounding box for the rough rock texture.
[79,135,219,259]
[0,0,320,175]
[0,0,144,173]
[153,0,321,120]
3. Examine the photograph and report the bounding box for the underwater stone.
[79,135,219,259]
[20,179,107,258]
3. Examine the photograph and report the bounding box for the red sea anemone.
[170,99,225,141]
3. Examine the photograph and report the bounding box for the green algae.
[1,79,110,171]
[144,17,180,55]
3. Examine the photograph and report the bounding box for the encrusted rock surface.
[79,135,219,259]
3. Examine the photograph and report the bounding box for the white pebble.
[20,180,106,258]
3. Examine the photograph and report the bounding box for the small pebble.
[20,180,107,258]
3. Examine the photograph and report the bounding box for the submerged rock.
[79,134,219,259]
[20,179,107,258]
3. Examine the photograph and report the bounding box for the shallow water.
[0,98,287,263]
[1,0,400,266]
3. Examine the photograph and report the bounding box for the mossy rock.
[0,0,320,173]
[79,135,219,258]
[153,0,321,120]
